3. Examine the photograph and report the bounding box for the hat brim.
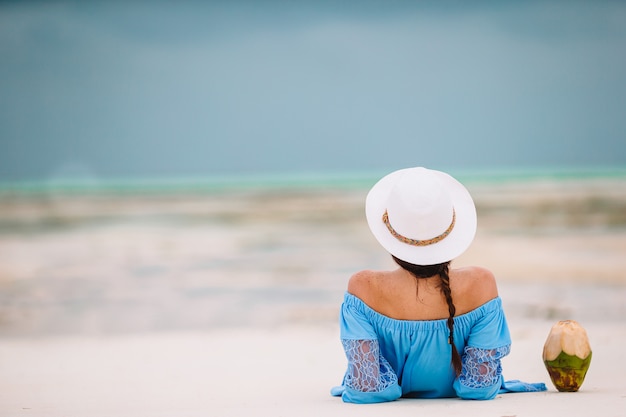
[365,168,477,265]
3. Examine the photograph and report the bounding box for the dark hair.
[391,255,462,376]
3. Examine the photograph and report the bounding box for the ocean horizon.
[2,165,626,196]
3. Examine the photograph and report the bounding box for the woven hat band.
[382,208,456,247]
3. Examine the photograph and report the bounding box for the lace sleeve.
[458,345,511,389]
[341,339,398,393]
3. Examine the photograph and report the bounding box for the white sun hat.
[365,167,477,265]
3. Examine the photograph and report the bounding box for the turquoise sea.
[2,166,626,195]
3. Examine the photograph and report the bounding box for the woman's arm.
[337,339,402,403]
[453,345,511,400]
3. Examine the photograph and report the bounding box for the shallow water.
[1,178,625,337]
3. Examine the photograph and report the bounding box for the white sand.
[0,320,624,417]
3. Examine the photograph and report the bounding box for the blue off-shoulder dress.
[331,293,546,403]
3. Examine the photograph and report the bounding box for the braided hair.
[391,255,463,376]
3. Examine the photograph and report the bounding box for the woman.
[331,167,546,403]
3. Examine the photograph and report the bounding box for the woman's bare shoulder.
[347,270,378,298]
[452,266,499,311]
[347,269,410,317]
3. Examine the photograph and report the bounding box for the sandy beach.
[0,321,624,417]
[1,176,625,416]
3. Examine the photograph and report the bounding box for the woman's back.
[347,265,499,321]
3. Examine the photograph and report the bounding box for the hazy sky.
[1,1,625,182]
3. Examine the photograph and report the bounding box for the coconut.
[542,320,592,392]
